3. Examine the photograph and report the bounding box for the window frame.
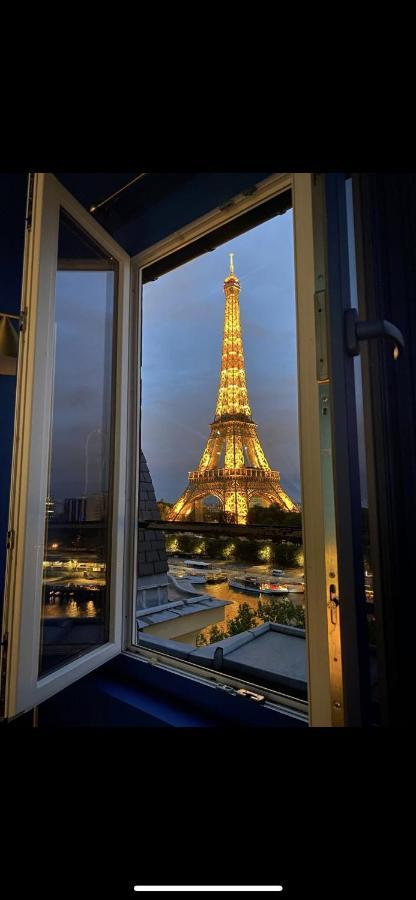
[2,174,131,717]
[2,171,355,727]
[125,173,338,727]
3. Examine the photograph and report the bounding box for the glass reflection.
[39,212,116,676]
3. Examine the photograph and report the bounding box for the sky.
[49,269,114,503]
[141,210,302,504]
[47,187,367,511]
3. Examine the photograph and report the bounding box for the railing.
[138,520,303,542]
[188,467,281,481]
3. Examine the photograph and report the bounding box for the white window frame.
[3,173,131,717]
[126,172,338,727]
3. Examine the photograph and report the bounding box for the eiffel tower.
[167,254,299,525]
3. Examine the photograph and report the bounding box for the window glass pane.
[136,205,307,704]
[39,212,117,676]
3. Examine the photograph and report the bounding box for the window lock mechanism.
[344,307,405,359]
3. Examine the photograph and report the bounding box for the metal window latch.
[344,308,405,359]
[236,688,265,703]
[328,584,339,625]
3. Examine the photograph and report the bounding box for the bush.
[227,602,258,635]
[205,537,227,559]
[273,542,301,568]
[257,596,305,629]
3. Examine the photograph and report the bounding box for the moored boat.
[228,576,289,596]
[282,582,304,594]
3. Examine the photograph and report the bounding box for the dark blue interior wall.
[0,175,27,623]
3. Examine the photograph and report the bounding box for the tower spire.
[229,252,234,275]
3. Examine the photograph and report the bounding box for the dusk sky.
[49,269,114,503]
[141,210,302,504]
[47,187,367,512]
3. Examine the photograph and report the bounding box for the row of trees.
[165,532,303,568]
[157,501,301,527]
[196,597,305,646]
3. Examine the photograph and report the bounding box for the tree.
[205,537,226,559]
[273,541,301,568]
[177,533,200,555]
[257,596,305,629]
[227,602,258,636]
[209,624,228,642]
[234,538,259,563]
[217,510,235,524]
[248,504,302,528]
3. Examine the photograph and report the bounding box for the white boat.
[282,583,304,594]
[228,576,289,596]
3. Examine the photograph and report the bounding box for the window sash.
[127,173,339,726]
[2,174,131,718]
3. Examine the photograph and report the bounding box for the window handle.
[344,308,405,359]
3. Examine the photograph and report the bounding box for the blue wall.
[0,175,27,623]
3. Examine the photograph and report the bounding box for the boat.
[174,570,207,584]
[181,574,206,584]
[205,571,228,584]
[271,569,285,577]
[282,582,304,594]
[228,576,289,596]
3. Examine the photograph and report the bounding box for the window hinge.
[6,530,15,551]
[18,308,27,333]
[315,290,328,382]
[25,173,35,232]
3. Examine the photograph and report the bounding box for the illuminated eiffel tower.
[167,254,299,525]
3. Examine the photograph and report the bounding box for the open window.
[1,174,131,717]
[1,171,377,726]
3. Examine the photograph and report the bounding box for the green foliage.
[234,538,259,563]
[205,537,226,558]
[196,631,208,646]
[257,596,305,629]
[208,624,228,642]
[272,542,300,568]
[226,602,258,635]
[248,504,301,528]
[176,533,201,554]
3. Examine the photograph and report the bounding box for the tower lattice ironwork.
[167,254,299,525]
